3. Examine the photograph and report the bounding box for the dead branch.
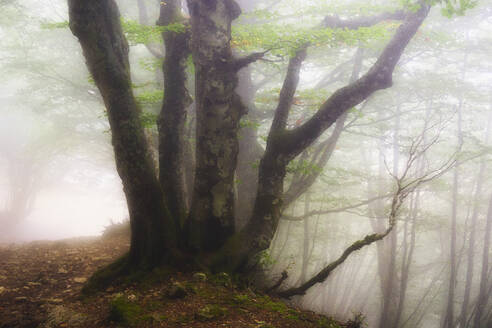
[266,270,288,293]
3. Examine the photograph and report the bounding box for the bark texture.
[186,0,246,251]
[157,0,192,228]
[68,0,176,267]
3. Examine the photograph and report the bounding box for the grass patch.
[108,296,143,327]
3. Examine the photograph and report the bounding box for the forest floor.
[0,233,350,328]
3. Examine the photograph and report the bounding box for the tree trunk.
[472,108,492,328]
[68,0,177,267]
[249,3,430,265]
[458,53,477,328]
[299,193,312,284]
[157,0,192,228]
[444,101,463,328]
[378,106,401,328]
[474,194,492,328]
[185,0,247,252]
[235,67,264,229]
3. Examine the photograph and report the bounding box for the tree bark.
[157,0,192,228]
[68,0,177,267]
[186,0,246,251]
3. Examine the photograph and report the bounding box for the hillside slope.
[0,234,358,328]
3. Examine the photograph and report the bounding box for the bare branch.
[280,4,430,159]
[266,270,288,293]
[277,225,394,298]
[282,193,394,221]
[269,48,308,133]
[283,47,364,206]
[321,10,406,30]
[233,50,269,71]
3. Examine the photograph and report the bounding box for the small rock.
[193,272,207,282]
[167,282,187,299]
[58,268,68,274]
[28,282,42,286]
[73,277,87,283]
[15,296,28,302]
[0,286,6,295]
[127,294,137,301]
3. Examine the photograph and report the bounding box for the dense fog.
[1,0,491,327]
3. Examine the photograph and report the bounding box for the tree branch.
[321,10,406,30]
[283,47,364,206]
[277,175,411,299]
[269,48,308,133]
[277,226,394,298]
[282,193,394,221]
[233,50,269,71]
[280,4,430,159]
[266,270,288,293]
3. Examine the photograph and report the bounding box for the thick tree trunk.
[186,0,246,251]
[157,0,192,228]
[68,0,177,267]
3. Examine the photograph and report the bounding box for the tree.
[66,0,471,295]
[0,0,117,241]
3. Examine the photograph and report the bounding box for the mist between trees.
[1,0,491,327]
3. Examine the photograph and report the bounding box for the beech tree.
[66,0,473,294]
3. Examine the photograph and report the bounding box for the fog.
[0,0,129,242]
[0,106,128,242]
[1,0,492,327]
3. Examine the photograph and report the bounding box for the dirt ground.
[0,236,129,328]
[0,235,350,328]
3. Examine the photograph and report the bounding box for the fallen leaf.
[73,277,87,283]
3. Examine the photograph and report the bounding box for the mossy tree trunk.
[157,0,192,229]
[68,0,177,268]
[185,0,246,251]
